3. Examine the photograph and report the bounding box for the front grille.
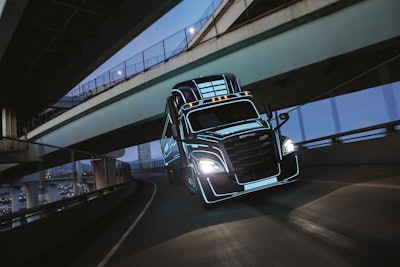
[224,131,278,183]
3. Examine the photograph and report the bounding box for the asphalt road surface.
[67,164,400,267]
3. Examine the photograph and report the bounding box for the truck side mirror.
[264,103,273,121]
[276,112,290,130]
[279,113,289,121]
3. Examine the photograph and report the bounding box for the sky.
[87,0,215,162]
[82,0,214,84]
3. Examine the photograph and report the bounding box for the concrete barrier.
[0,180,137,266]
[298,134,400,166]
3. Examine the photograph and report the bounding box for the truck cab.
[161,73,299,205]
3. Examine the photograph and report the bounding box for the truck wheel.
[167,170,174,183]
[186,167,198,195]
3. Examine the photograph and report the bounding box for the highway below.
[34,165,400,267]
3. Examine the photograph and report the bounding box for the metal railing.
[0,180,133,231]
[296,120,400,149]
[65,0,225,97]
[0,136,133,230]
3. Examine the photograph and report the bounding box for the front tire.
[166,169,174,183]
[185,167,198,195]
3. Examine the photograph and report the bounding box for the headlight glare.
[197,159,224,174]
[282,138,295,155]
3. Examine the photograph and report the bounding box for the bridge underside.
[249,36,400,111]
[72,35,400,154]
[0,0,181,119]
[3,0,398,182]
[37,0,400,155]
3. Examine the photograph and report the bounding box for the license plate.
[244,177,278,190]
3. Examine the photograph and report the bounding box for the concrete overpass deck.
[0,1,399,265]
[23,0,400,155]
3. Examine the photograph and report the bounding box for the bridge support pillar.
[47,184,59,202]
[75,161,83,184]
[2,107,18,138]
[138,142,151,169]
[22,182,40,222]
[92,158,116,189]
[9,185,21,227]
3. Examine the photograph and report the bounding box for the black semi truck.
[161,73,299,205]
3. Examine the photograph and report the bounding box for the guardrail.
[296,120,400,149]
[0,136,133,230]
[0,178,137,266]
[0,180,134,231]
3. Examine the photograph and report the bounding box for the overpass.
[0,0,400,265]
[1,0,399,224]
[10,0,400,155]
[0,0,181,120]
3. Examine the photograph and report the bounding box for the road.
[65,165,400,266]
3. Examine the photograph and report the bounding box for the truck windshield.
[187,100,259,132]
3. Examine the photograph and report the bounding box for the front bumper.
[197,154,299,204]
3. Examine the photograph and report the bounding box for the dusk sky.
[82,0,214,84]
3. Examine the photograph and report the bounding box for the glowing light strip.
[244,177,278,190]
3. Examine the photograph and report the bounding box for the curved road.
[68,165,399,267]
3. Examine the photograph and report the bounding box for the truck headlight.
[197,159,224,174]
[282,138,295,155]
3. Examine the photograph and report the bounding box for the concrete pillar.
[72,160,85,195]
[9,185,21,228]
[22,182,40,222]
[75,161,83,184]
[47,184,59,202]
[92,158,116,189]
[138,142,151,169]
[2,107,18,138]
[9,185,20,212]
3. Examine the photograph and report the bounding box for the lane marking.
[98,180,157,267]
[290,216,356,249]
